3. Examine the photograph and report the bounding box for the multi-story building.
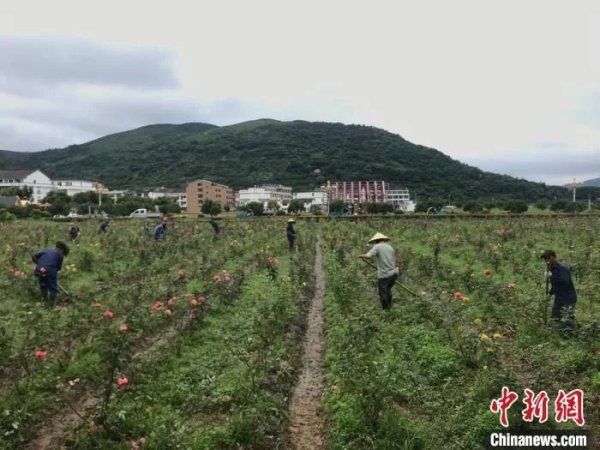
[386,188,416,212]
[0,169,105,203]
[237,184,292,210]
[292,190,328,212]
[327,180,389,206]
[186,179,234,214]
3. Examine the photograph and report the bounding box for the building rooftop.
[0,170,34,180]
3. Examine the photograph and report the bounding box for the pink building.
[327,180,389,206]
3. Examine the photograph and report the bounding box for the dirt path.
[288,239,326,450]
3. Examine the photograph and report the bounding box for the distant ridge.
[0,119,575,202]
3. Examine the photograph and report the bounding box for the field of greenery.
[0,216,598,449]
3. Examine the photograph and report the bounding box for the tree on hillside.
[0,186,33,200]
[266,200,279,211]
[201,200,222,217]
[287,200,305,214]
[505,200,528,214]
[244,202,264,216]
[463,201,483,213]
[329,200,346,214]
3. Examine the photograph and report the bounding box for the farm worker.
[98,220,109,234]
[153,221,166,241]
[360,233,399,310]
[210,219,220,235]
[541,250,577,329]
[32,241,69,307]
[286,219,296,251]
[69,224,80,243]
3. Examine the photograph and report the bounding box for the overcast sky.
[1,0,599,185]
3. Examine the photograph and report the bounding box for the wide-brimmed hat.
[368,232,390,243]
[288,219,296,223]
[540,249,556,259]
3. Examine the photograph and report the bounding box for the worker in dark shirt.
[210,219,220,235]
[32,241,69,306]
[286,219,296,251]
[98,220,109,234]
[69,224,80,243]
[541,250,577,329]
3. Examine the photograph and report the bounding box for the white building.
[141,189,187,210]
[237,184,292,210]
[0,170,104,203]
[386,188,416,212]
[293,191,328,211]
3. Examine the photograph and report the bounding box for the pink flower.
[103,310,115,319]
[189,311,198,320]
[484,269,493,276]
[119,324,129,333]
[189,299,198,307]
[198,295,206,304]
[34,349,48,361]
[223,274,231,282]
[39,267,47,274]
[151,301,164,311]
[139,437,147,445]
[167,297,176,307]
[164,309,173,317]
[213,275,222,282]
[507,282,516,290]
[117,376,129,387]
[453,291,463,299]
[178,270,185,280]
[130,441,140,450]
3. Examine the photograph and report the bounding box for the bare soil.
[288,240,326,449]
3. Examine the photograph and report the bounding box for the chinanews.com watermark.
[487,431,589,449]
[486,387,592,449]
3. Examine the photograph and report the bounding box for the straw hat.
[368,232,390,243]
[288,219,296,223]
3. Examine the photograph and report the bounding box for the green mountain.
[0,119,573,202]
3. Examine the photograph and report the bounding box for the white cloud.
[0,0,599,184]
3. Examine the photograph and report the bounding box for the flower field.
[0,216,598,449]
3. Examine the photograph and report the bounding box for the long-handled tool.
[361,258,419,296]
[544,267,550,325]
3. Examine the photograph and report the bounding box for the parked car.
[129,208,162,219]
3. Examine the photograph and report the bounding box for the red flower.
[453,291,463,299]
[34,349,48,361]
[117,376,129,387]
[119,324,129,333]
[484,269,493,276]
[213,275,222,282]
[103,310,115,319]
[151,301,164,311]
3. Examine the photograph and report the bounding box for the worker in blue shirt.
[32,241,69,306]
[153,222,166,242]
[541,250,577,329]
